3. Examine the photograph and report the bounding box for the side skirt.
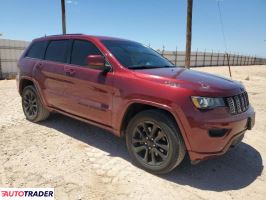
[48,107,121,137]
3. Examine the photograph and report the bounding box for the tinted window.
[71,40,101,66]
[26,41,47,59]
[45,40,69,63]
[101,40,174,69]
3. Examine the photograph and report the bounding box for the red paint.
[86,55,105,67]
[17,34,255,161]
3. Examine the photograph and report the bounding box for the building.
[0,39,29,79]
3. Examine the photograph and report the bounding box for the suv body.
[17,34,255,173]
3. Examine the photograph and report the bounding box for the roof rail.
[44,33,84,37]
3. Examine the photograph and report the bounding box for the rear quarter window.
[26,41,48,59]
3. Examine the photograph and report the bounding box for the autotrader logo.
[0,188,54,200]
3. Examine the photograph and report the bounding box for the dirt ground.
[0,65,265,200]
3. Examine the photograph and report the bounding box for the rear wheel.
[22,85,50,122]
[126,109,186,174]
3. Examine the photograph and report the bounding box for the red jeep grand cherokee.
[17,34,255,174]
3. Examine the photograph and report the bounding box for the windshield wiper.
[163,65,176,68]
[127,65,175,70]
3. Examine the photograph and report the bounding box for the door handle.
[36,63,43,70]
[64,67,76,76]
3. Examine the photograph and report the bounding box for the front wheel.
[126,109,186,174]
[22,85,50,122]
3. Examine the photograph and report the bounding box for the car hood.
[133,67,244,96]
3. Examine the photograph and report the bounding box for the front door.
[62,39,114,126]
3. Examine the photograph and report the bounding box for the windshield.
[101,40,175,69]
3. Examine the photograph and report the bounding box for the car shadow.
[39,113,263,192]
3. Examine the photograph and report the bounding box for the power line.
[217,0,228,51]
[217,0,232,78]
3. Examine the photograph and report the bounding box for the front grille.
[225,92,249,115]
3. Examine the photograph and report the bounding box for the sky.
[0,0,265,57]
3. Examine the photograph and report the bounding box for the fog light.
[208,129,228,137]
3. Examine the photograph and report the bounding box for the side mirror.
[86,55,111,73]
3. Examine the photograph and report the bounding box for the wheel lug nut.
[148,147,151,150]
[145,142,147,145]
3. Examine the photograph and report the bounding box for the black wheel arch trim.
[120,100,192,151]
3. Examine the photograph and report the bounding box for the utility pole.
[0,33,3,79]
[185,0,193,68]
[61,0,66,34]
[0,53,2,80]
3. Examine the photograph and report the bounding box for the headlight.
[191,96,225,109]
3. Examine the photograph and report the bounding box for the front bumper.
[189,129,246,162]
[183,106,255,162]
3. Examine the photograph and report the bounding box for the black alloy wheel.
[22,85,50,122]
[126,109,186,174]
[23,88,38,120]
[132,121,170,165]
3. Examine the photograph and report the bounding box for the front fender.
[117,99,192,151]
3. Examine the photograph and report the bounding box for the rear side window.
[71,40,101,66]
[45,40,69,63]
[26,41,47,59]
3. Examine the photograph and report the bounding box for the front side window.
[26,41,48,59]
[45,40,69,63]
[71,40,102,66]
[101,40,174,69]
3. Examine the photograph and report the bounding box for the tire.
[22,85,50,122]
[126,109,186,174]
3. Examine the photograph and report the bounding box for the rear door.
[36,39,72,109]
[62,39,114,126]
[24,40,48,80]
